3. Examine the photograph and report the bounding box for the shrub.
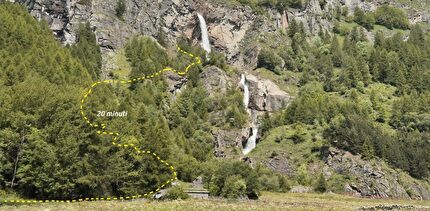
[327,174,350,193]
[276,0,305,10]
[314,173,327,193]
[221,175,247,199]
[164,185,189,200]
[257,49,284,74]
[203,160,261,199]
[115,0,126,20]
[258,174,280,191]
[78,0,92,6]
[374,5,409,30]
[278,175,291,192]
[353,8,375,30]
[297,164,311,186]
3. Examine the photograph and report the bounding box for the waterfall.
[240,74,259,155]
[240,74,249,109]
[243,127,258,155]
[197,13,211,55]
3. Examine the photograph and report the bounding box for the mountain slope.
[1,0,430,203]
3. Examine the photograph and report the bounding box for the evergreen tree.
[374,31,385,48]
[314,173,327,193]
[69,23,102,79]
[408,24,425,46]
[357,56,371,86]
[297,164,310,186]
[361,138,375,159]
[330,35,343,67]
[287,18,298,38]
[353,7,374,30]
[125,36,169,78]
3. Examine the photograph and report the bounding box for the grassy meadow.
[1,192,429,211]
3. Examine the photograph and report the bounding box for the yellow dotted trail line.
[1,46,201,205]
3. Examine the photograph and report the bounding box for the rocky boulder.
[14,0,92,44]
[263,153,294,176]
[199,66,231,97]
[212,129,243,158]
[244,74,290,112]
[322,147,430,200]
[164,71,187,95]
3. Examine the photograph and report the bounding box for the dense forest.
[0,0,429,203]
[0,3,287,201]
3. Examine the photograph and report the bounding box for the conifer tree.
[361,138,375,159]
[408,24,425,46]
[314,173,327,193]
[357,56,371,86]
[287,18,298,38]
[330,35,343,67]
[69,23,102,79]
[374,31,385,48]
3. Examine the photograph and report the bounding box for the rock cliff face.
[14,0,430,68]
[245,74,290,112]
[199,66,231,97]
[12,0,91,44]
[322,147,430,200]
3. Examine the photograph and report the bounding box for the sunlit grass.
[1,192,429,211]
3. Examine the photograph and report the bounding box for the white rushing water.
[243,127,258,155]
[197,13,211,55]
[240,74,249,109]
[240,74,259,155]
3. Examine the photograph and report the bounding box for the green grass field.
[1,192,429,211]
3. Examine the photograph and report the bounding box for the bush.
[327,174,350,193]
[278,175,291,192]
[297,164,311,186]
[207,51,232,73]
[257,49,284,74]
[221,175,247,199]
[115,0,126,20]
[204,160,261,199]
[163,185,189,200]
[258,174,280,191]
[374,5,409,30]
[353,8,375,30]
[314,173,327,193]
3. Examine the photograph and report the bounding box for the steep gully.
[197,13,260,155]
[197,13,258,155]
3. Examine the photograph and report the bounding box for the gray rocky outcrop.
[322,147,430,200]
[199,66,231,97]
[245,73,290,112]
[358,204,429,211]
[165,71,187,95]
[12,0,92,44]
[264,153,294,176]
[212,129,243,158]
[16,0,430,72]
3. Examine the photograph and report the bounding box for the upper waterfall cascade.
[197,13,211,55]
